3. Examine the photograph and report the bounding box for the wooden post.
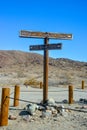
[0,88,10,126]
[43,37,49,103]
[14,85,20,107]
[82,80,84,89]
[69,85,73,104]
[19,30,72,104]
[40,82,43,89]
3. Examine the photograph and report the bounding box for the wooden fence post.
[0,88,10,126]
[82,80,84,89]
[69,85,73,104]
[14,85,20,107]
[40,82,43,89]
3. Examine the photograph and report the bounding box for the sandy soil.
[0,86,87,130]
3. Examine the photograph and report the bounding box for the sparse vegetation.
[24,78,42,88]
[0,50,87,88]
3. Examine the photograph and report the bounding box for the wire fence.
[6,96,87,113]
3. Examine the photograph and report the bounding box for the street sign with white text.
[30,43,62,51]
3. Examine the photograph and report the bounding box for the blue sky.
[0,0,87,62]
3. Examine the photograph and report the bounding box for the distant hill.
[0,50,87,87]
[0,50,43,68]
[0,50,87,71]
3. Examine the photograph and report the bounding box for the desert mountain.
[0,50,87,70]
[0,50,87,87]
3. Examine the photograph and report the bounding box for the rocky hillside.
[0,50,87,87]
[0,50,87,71]
[0,50,43,68]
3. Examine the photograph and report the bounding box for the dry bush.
[24,78,42,88]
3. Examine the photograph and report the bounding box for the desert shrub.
[24,78,42,88]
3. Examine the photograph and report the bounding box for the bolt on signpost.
[19,30,72,103]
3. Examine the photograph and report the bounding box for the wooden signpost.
[19,30,72,103]
[20,30,72,39]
